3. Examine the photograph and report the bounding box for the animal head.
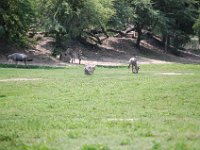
[7,55,11,59]
[135,66,140,73]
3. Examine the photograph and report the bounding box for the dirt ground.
[0,36,200,66]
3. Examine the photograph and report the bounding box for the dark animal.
[128,57,140,74]
[8,53,33,67]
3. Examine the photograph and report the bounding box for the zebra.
[128,57,140,74]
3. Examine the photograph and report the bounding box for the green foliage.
[0,0,35,44]
[126,0,159,47]
[82,0,115,28]
[109,0,133,29]
[0,25,5,37]
[193,9,200,43]
[38,0,114,39]
[171,31,191,48]
[0,0,199,50]
[152,0,198,48]
[130,0,156,26]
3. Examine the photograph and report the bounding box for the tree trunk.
[164,35,170,52]
[101,27,109,38]
[107,29,127,36]
[136,28,142,49]
[107,25,135,37]
[162,35,166,45]
[164,35,168,52]
[84,31,102,45]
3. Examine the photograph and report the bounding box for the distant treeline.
[0,0,200,49]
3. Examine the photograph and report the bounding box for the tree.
[152,0,198,49]
[127,0,159,48]
[193,16,200,44]
[109,0,134,30]
[193,3,200,45]
[37,0,114,44]
[0,0,35,45]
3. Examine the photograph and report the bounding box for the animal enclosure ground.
[0,64,200,150]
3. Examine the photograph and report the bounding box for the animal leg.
[134,66,137,73]
[15,61,18,67]
[135,63,139,73]
[128,63,131,69]
[132,64,134,73]
[24,60,27,67]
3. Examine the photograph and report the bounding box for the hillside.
[0,35,200,66]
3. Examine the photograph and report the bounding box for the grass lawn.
[0,64,200,150]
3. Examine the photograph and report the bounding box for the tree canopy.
[0,0,35,44]
[0,0,200,49]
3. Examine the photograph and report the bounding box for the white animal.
[128,57,140,73]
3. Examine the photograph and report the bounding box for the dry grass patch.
[0,78,41,82]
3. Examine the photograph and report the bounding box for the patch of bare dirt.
[155,72,194,76]
[0,78,41,82]
[106,118,139,122]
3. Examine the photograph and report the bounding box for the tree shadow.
[0,63,65,69]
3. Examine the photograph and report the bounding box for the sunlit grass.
[0,64,200,150]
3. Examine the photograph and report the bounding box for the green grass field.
[0,64,200,150]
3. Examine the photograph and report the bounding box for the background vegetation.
[0,0,200,50]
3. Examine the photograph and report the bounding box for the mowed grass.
[0,64,200,150]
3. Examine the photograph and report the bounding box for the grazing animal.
[84,65,96,75]
[60,48,83,64]
[60,51,71,63]
[67,48,76,63]
[128,57,140,74]
[8,53,33,67]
